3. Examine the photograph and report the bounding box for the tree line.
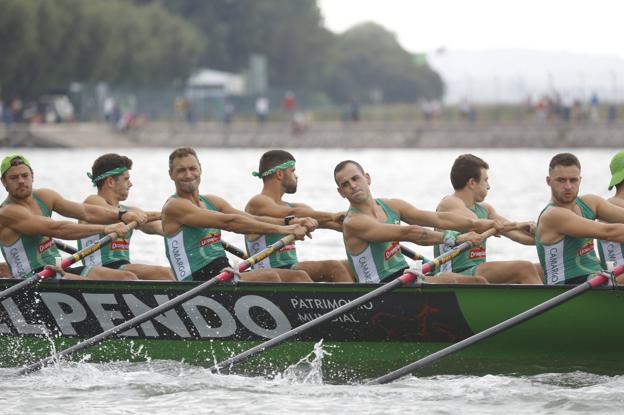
[0,0,443,104]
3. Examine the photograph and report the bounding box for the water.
[1,147,622,413]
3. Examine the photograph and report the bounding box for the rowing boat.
[0,278,622,382]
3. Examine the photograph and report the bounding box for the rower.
[245,150,354,282]
[334,160,496,284]
[0,154,143,280]
[597,150,624,269]
[78,153,174,280]
[434,154,542,284]
[161,147,315,282]
[536,152,624,285]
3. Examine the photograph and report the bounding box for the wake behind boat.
[1,278,622,382]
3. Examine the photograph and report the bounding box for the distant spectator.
[282,91,296,115]
[590,93,600,122]
[255,96,269,123]
[223,102,235,125]
[608,104,617,123]
[349,98,360,122]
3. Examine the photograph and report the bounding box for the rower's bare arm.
[486,205,535,245]
[541,207,624,243]
[390,198,479,231]
[591,194,624,224]
[0,205,127,240]
[138,220,164,235]
[344,214,444,245]
[166,197,308,238]
[247,195,335,224]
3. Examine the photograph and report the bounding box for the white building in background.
[186,69,246,98]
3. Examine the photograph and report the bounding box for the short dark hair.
[169,147,199,170]
[334,160,365,184]
[450,154,489,190]
[549,153,581,172]
[258,150,295,180]
[91,153,132,189]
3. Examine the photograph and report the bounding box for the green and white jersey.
[0,194,60,278]
[164,195,226,281]
[346,199,408,283]
[434,203,488,273]
[245,203,297,269]
[78,204,133,267]
[597,240,624,269]
[535,198,602,285]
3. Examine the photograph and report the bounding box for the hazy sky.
[319,0,623,58]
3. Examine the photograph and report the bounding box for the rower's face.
[282,167,298,194]
[112,171,132,201]
[547,165,581,204]
[1,164,33,199]
[170,155,202,193]
[473,168,490,202]
[335,164,371,203]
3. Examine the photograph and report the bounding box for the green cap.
[1,154,31,176]
[609,151,624,190]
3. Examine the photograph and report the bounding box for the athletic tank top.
[164,195,226,281]
[245,202,297,269]
[0,194,61,278]
[597,240,624,269]
[346,199,408,283]
[535,198,601,285]
[78,204,133,266]
[434,203,488,273]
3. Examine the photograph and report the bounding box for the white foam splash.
[275,339,330,385]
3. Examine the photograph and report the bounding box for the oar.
[17,233,296,375]
[0,222,138,303]
[54,239,78,254]
[400,244,432,264]
[209,228,498,373]
[220,240,248,259]
[371,265,623,384]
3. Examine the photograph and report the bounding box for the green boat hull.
[1,279,622,382]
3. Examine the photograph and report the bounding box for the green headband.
[1,154,31,176]
[87,167,129,186]
[252,160,295,178]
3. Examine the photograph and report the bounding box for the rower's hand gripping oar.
[370,265,624,384]
[209,228,498,374]
[17,233,296,375]
[0,222,137,303]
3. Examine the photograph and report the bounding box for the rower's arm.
[344,213,445,245]
[591,194,624,224]
[541,206,624,243]
[484,204,535,245]
[163,197,308,238]
[0,205,127,240]
[390,198,491,232]
[246,195,342,230]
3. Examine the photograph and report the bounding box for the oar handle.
[54,240,78,255]
[399,245,432,264]
[18,232,296,375]
[420,227,497,276]
[220,240,248,260]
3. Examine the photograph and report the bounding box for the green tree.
[0,0,204,99]
[323,22,444,103]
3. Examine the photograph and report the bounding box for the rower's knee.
[277,269,313,283]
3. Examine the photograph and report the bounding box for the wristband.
[284,215,295,225]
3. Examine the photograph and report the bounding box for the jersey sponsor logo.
[357,256,374,282]
[170,239,188,279]
[280,241,296,253]
[37,238,54,254]
[111,240,129,251]
[384,242,400,261]
[200,233,221,247]
[577,241,594,257]
[548,246,562,284]
[468,247,486,260]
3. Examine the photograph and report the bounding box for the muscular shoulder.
[246,193,275,214]
[83,194,108,206]
[33,188,61,208]
[437,195,464,212]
